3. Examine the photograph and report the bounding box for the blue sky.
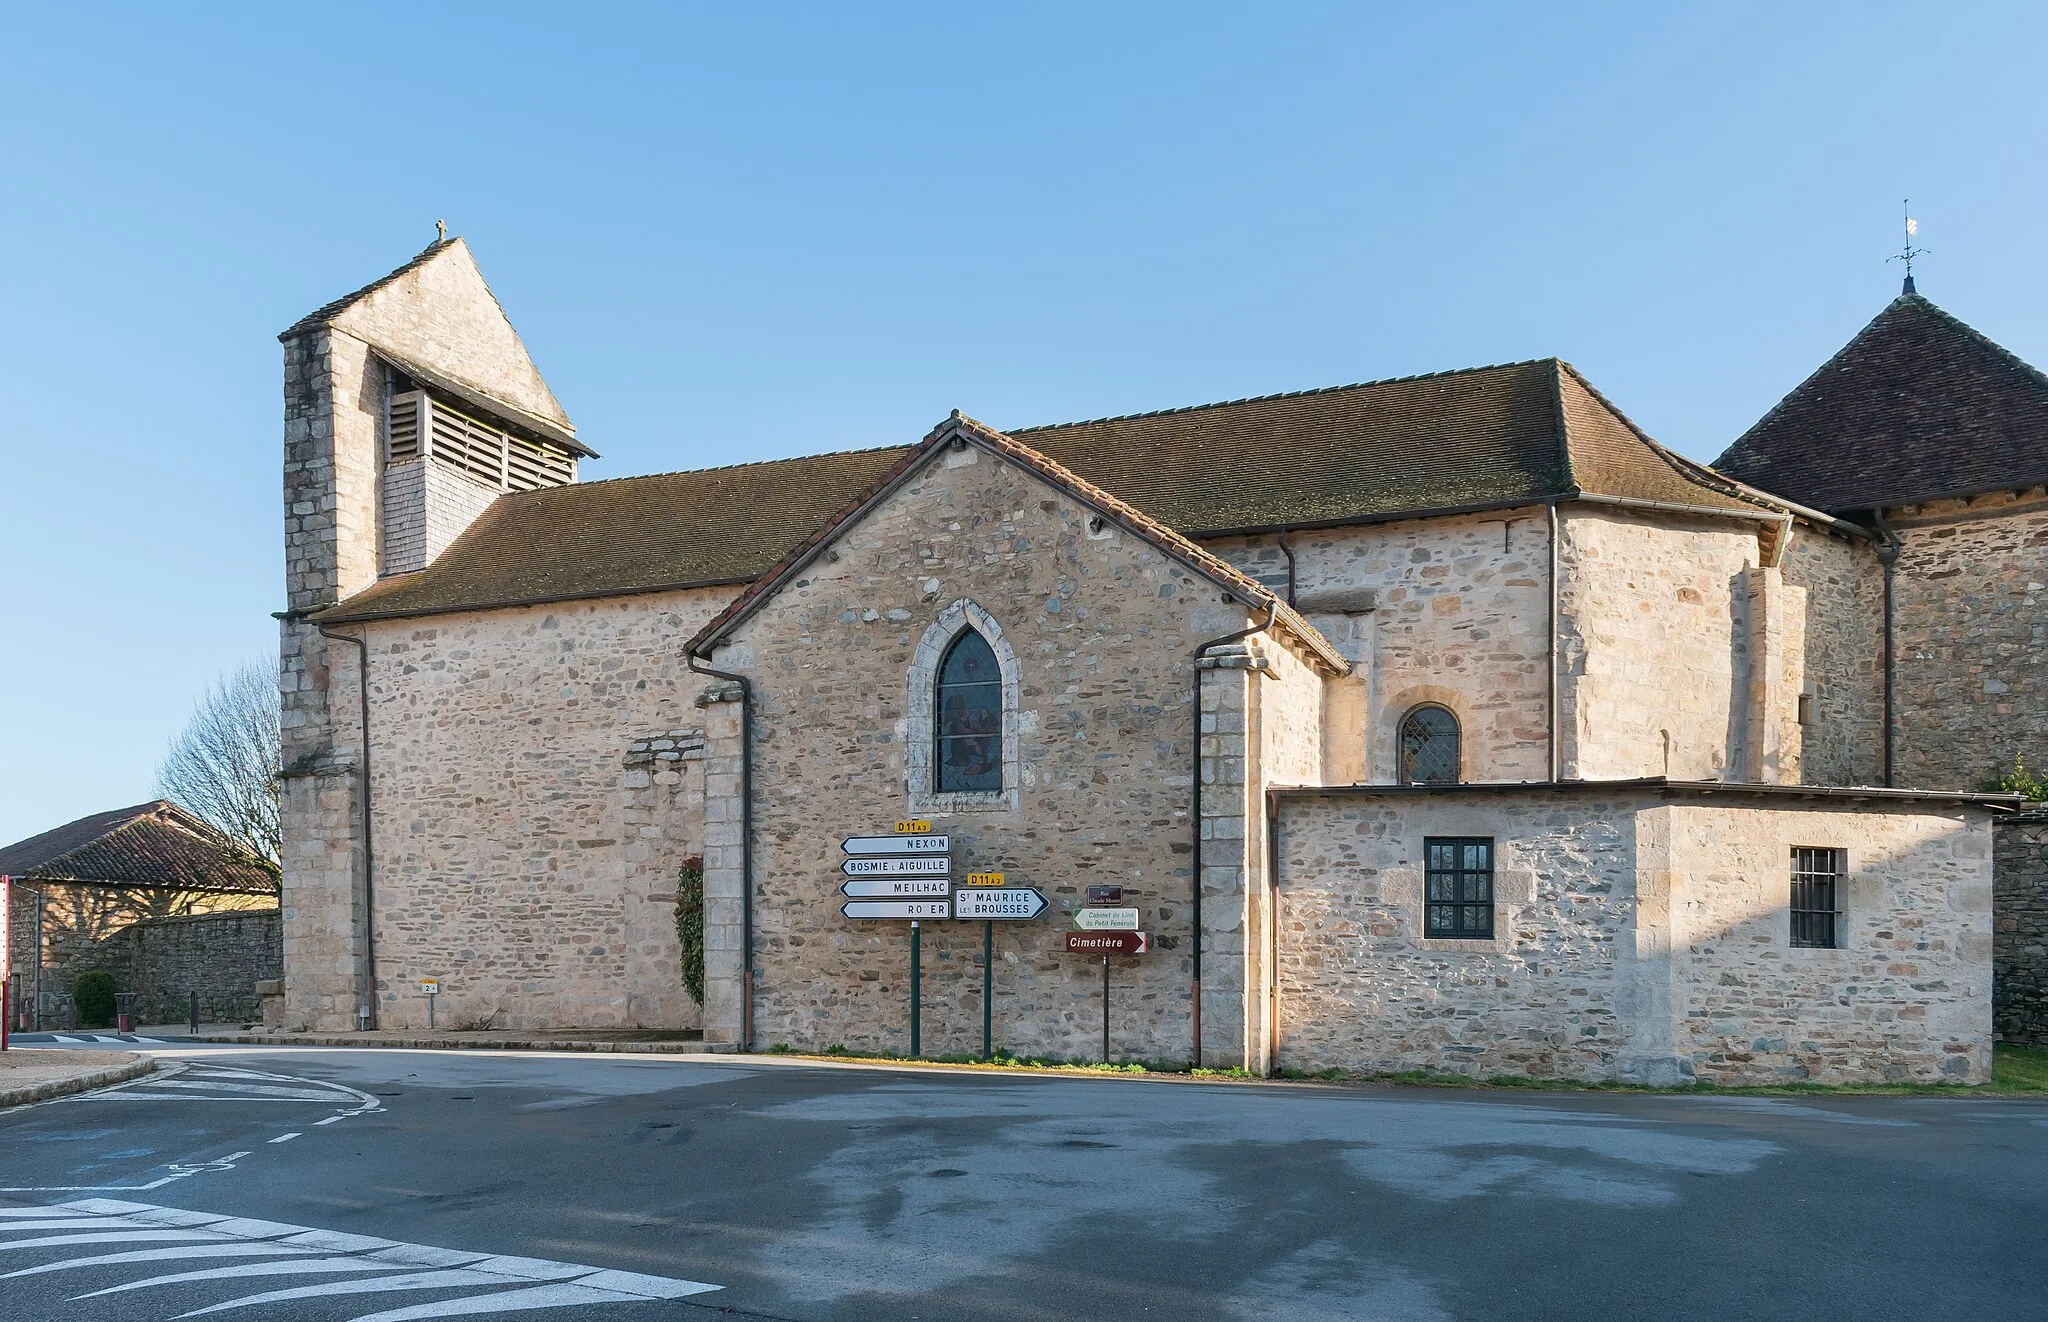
[1,3,2043,843]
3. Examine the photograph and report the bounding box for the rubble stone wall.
[343,589,727,1032]
[698,441,1335,1065]
[1273,787,1994,1085]
[1891,497,2048,791]
[1995,808,2048,1045]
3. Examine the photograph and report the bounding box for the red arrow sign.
[1065,931,1147,956]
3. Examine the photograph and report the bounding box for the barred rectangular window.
[1425,837,1494,939]
[1790,847,1844,949]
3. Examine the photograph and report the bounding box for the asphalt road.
[1,1041,2044,1321]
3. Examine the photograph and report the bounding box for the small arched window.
[936,630,1003,792]
[1399,705,1461,784]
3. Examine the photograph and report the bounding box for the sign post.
[1,874,10,1053]
[1064,931,1148,1064]
[983,920,992,1060]
[909,921,921,1058]
[419,977,440,1030]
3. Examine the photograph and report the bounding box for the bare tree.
[155,660,282,883]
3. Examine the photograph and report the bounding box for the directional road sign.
[843,899,951,920]
[951,887,1048,920]
[1073,907,1140,931]
[1066,931,1148,955]
[840,877,951,898]
[842,856,951,876]
[842,834,951,855]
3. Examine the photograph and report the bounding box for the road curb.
[0,1055,155,1109]
[184,1033,712,1054]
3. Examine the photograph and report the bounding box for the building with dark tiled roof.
[273,242,2027,1083]
[2,801,279,1012]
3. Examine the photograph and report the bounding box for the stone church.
[277,240,2043,1084]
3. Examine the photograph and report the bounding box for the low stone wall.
[1995,809,2048,1045]
[1275,787,1995,1086]
[53,909,281,1027]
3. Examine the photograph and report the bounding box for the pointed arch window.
[1400,705,1461,785]
[936,630,1003,792]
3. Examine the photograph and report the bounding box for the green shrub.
[73,971,117,1028]
[1993,755,2048,801]
[674,855,705,1005]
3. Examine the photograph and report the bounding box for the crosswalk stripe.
[0,1198,722,1318]
[0,1244,317,1279]
[75,1256,426,1298]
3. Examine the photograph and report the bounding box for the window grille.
[385,388,575,491]
[1424,837,1494,939]
[1790,847,1844,949]
[936,630,1002,793]
[1400,705,1461,784]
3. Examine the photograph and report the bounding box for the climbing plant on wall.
[674,855,705,1004]
[1994,755,2048,801]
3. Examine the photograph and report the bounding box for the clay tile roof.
[316,358,1787,625]
[1714,292,2048,512]
[0,802,277,892]
[280,239,459,341]
[686,413,1352,674]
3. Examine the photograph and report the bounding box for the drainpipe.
[1546,503,1561,782]
[1265,789,1282,1077]
[1275,532,1297,606]
[314,622,377,1030]
[1872,510,1902,787]
[689,653,755,1051]
[1190,602,1278,1068]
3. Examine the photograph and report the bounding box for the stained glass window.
[1400,705,1461,784]
[936,630,1002,793]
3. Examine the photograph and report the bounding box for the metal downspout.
[1190,603,1278,1068]
[689,653,755,1051]
[1872,511,1902,787]
[315,622,377,1030]
[1547,503,1561,782]
[1276,531,1297,606]
[1265,789,1281,1076]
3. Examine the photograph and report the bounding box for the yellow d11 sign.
[895,820,933,834]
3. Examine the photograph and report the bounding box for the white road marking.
[0,1151,253,1195]
[76,1255,429,1297]
[0,1243,316,1278]
[316,1114,346,1125]
[0,1198,721,1318]
[267,1132,302,1144]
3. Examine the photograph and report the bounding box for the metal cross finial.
[1887,199,1928,294]
[435,219,447,243]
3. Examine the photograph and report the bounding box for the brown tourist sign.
[1065,931,1148,956]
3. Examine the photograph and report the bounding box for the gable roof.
[280,238,461,342]
[316,358,1797,625]
[687,413,1352,675]
[1715,292,2048,512]
[0,802,278,892]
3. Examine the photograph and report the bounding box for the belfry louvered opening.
[386,387,576,492]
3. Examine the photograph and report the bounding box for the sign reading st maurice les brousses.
[952,888,1049,920]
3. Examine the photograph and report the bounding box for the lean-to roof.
[0,802,277,892]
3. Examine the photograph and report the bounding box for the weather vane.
[1887,199,1928,293]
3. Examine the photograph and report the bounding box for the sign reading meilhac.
[840,877,952,898]
[842,835,951,855]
